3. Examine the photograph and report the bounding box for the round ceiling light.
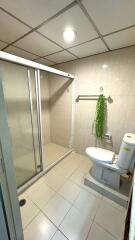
[63,27,76,43]
[102,64,109,69]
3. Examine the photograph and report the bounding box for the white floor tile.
[87,223,117,240]
[44,142,69,168]
[95,199,125,239]
[20,196,39,229]
[81,184,102,198]
[26,177,46,195]
[78,160,92,174]
[42,193,71,227]
[74,189,101,220]
[62,163,78,178]
[51,230,67,240]
[60,206,92,240]
[70,170,85,186]
[102,196,126,214]
[27,184,55,209]
[70,170,102,198]
[44,172,66,191]
[58,180,81,203]
[24,212,57,240]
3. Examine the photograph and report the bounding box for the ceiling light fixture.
[102,64,109,69]
[63,27,76,43]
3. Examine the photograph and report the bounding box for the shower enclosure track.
[0,51,74,79]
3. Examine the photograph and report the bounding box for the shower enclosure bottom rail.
[18,149,73,195]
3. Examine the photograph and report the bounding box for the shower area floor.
[16,143,70,187]
[44,142,70,168]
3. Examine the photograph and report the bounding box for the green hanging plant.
[94,95,106,139]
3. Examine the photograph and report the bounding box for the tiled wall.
[40,71,72,148]
[48,73,72,148]
[53,46,135,154]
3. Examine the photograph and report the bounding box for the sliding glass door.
[0,60,42,187]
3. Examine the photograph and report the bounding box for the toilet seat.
[86,147,115,164]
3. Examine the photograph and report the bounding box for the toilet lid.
[86,147,115,164]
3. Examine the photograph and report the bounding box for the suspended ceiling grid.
[0,0,135,65]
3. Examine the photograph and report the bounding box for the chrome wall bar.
[76,94,111,102]
[0,51,74,79]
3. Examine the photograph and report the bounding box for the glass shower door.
[0,60,42,187]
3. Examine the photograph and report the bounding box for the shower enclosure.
[0,51,74,189]
[40,71,73,169]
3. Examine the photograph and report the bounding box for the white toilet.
[86,133,135,190]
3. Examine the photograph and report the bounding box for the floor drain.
[19,199,26,207]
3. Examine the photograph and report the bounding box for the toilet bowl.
[86,133,135,190]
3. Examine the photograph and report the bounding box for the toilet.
[86,133,135,190]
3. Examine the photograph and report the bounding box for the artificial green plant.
[94,94,106,138]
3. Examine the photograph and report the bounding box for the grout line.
[28,196,71,239]
[22,207,40,231]
[21,156,79,234]
[85,220,95,240]
[76,0,110,51]
[21,155,101,239]
[95,222,121,240]
[21,154,125,240]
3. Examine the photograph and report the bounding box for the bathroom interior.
[0,1,135,240]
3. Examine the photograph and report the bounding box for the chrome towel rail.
[76,94,112,103]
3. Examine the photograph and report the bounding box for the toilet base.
[90,164,120,190]
[84,172,130,207]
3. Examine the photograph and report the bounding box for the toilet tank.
[117,133,135,170]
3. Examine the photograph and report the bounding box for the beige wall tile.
[54,46,135,154]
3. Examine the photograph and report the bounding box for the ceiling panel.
[0,40,8,50]
[69,39,108,58]
[35,58,55,66]
[0,0,73,27]
[83,0,135,35]
[15,32,62,56]
[0,9,30,43]
[104,27,135,50]
[47,50,77,63]
[5,46,38,60]
[38,5,98,48]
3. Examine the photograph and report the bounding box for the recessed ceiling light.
[63,27,76,43]
[102,64,109,69]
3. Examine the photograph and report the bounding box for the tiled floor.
[19,152,126,240]
[44,142,69,167]
[15,143,69,187]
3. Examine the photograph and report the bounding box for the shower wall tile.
[53,45,135,154]
[48,73,72,148]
